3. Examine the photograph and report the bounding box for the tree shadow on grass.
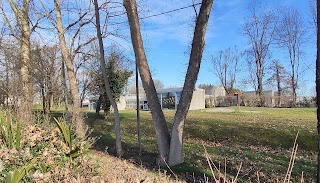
[83,111,216,182]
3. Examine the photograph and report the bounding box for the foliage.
[0,112,97,182]
[4,159,36,183]
[54,118,72,148]
[0,113,21,149]
[90,50,132,113]
[54,117,92,159]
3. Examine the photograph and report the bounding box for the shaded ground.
[87,151,182,182]
[45,107,317,182]
[50,107,317,182]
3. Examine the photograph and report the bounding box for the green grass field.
[69,107,316,181]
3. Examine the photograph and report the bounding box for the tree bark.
[8,0,33,122]
[168,0,214,166]
[61,60,69,112]
[94,0,123,156]
[95,95,101,116]
[54,0,85,137]
[124,0,171,163]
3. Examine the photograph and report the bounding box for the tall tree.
[169,0,214,165]
[94,0,126,156]
[266,60,288,107]
[211,46,242,94]
[124,0,214,165]
[242,0,277,106]
[4,0,33,122]
[53,0,86,137]
[276,8,306,107]
[124,0,171,162]
[89,50,132,116]
[31,45,60,114]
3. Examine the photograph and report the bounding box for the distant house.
[242,90,275,107]
[125,95,148,110]
[203,86,226,107]
[206,86,226,97]
[88,96,126,111]
[125,88,206,110]
[157,88,205,110]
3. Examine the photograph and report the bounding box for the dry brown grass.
[88,151,183,182]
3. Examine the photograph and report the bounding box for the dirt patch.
[241,110,261,113]
[206,108,235,113]
[206,108,262,113]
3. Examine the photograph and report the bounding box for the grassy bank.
[84,107,316,182]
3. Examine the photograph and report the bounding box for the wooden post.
[234,91,243,112]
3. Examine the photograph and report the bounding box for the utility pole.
[136,61,141,156]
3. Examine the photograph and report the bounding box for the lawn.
[80,107,317,182]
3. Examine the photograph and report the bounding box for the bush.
[0,112,97,182]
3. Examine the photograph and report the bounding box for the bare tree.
[31,44,60,114]
[124,0,171,163]
[94,0,123,156]
[2,0,34,122]
[38,0,97,136]
[124,0,214,165]
[78,70,90,107]
[154,79,164,90]
[266,59,288,107]
[309,0,317,28]
[242,0,277,106]
[276,8,306,107]
[53,0,87,137]
[211,46,242,94]
[0,41,20,108]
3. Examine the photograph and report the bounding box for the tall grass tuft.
[0,113,21,149]
[203,144,242,183]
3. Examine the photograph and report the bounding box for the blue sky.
[108,0,316,96]
[2,0,314,96]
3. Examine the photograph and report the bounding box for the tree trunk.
[8,0,33,122]
[316,0,320,181]
[276,67,281,107]
[168,0,214,166]
[41,87,46,114]
[94,0,123,156]
[54,0,85,137]
[96,96,101,116]
[124,0,171,163]
[61,60,69,112]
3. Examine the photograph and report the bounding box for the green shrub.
[0,114,21,149]
[4,159,36,183]
[54,117,91,159]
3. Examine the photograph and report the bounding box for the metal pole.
[136,61,141,156]
[237,94,240,112]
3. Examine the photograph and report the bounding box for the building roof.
[156,88,183,94]
[156,87,204,94]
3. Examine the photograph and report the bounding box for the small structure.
[125,95,149,110]
[242,90,275,107]
[82,98,90,108]
[88,95,126,111]
[204,86,226,107]
[206,86,226,96]
[157,88,205,110]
